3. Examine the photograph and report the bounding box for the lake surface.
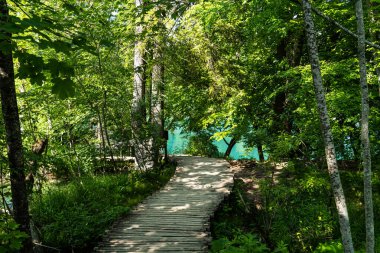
[167,129,260,160]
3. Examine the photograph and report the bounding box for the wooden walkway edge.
[94,156,234,253]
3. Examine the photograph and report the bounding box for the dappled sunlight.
[125,224,141,230]
[170,203,191,212]
[189,171,220,176]
[103,240,206,252]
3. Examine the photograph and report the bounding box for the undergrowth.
[210,160,380,252]
[0,213,28,252]
[30,162,176,252]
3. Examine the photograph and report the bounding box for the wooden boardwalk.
[94,156,234,253]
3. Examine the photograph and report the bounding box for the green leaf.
[0,40,13,54]
[62,3,81,15]
[46,59,74,78]
[211,238,230,252]
[15,52,46,84]
[51,78,75,99]
[0,22,22,33]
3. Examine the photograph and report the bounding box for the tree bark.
[273,31,304,136]
[131,0,152,170]
[151,38,165,167]
[302,1,354,252]
[258,144,265,162]
[0,1,32,251]
[224,138,237,158]
[28,139,48,194]
[355,1,375,252]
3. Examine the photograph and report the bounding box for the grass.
[30,163,176,252]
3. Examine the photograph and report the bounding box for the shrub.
[256,166,339,252]
[30,164,175,251]
[211,233,269,253]
[185,133,221,157]
[313,241,343,253]
[0,213,28,252]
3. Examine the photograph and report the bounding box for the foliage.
[164,0,380,164]
[212,161,380,252]
[313,241,343,253]
[211,175,290,253]
[30,164,175,251]
[0,213,28,253]
[256,166,338,252]
[184,132,222,158]
[211,233,269,253]
[10,0,132,180]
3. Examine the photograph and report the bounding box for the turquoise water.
[167,129,260,160]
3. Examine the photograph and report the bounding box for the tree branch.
[293,0,380,50]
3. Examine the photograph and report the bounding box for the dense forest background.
[1,0,380,252]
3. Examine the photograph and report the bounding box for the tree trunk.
[102,91,116,169]
[29,139,48,194]
[273,31,304,136]
[151,39,165,167]
[161,84,167,162]
[258,144,265,162]
[96,50,116,169]
[0,1,32,251]
[96,108,107,169]
[356,1,375,252]
[224,138,237,158]
[132,0,152,170]
[302,1,354,252]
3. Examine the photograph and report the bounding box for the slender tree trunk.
[302,1,354,252]
[29,139,48,195]
[132,0,152,170]
[356,1,375,252]
[102,91,116,169]
[0,1,32,251]
[151,37,165,167]
[96,109,107,169]
[258,144,265,162]
[224,138,237,158]
[95,50,117,169]
[96,50,116,169]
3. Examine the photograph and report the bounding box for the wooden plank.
[97,244,206,249]
[105,238,207,243]
[111,226,207,231]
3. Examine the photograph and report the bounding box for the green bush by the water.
[30,165,175,251]
[185,132,222,158]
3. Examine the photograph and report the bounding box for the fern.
[211,233,269,253]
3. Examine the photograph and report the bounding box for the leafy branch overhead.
[4,0,100,99]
